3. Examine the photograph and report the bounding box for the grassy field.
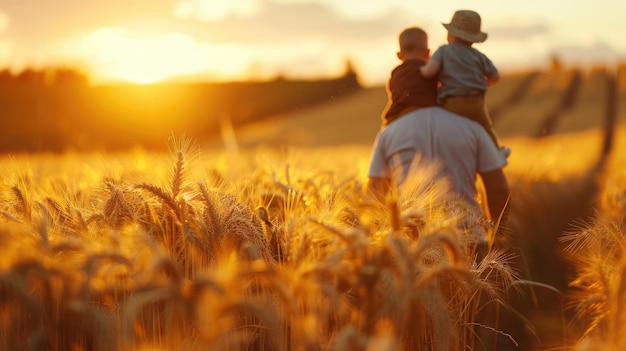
[1,65,625,350]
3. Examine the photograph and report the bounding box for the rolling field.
[1,65,625,350]
[225,66,625,148]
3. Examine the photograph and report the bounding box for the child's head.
[443,10,487,45]
[397,27,429,61]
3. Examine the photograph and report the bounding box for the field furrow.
[494,69,578,138]
[550,68,608,135]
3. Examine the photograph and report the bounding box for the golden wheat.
[0,139,538,350]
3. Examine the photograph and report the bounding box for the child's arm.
[486,72,500,86]
[420,59,440,78]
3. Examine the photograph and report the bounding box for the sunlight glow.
[75,27,255,84]
[0,12,9,33]
[0,11,10,65]
[0,41,11,65]
[88,28,209,84]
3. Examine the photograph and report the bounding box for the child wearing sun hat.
[421,10,510,157]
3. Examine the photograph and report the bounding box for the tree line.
[0,66,360,152]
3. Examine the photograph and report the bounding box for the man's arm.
[479,168,510,223]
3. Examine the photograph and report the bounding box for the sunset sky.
[1,0,625,86]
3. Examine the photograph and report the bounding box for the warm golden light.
[72,27,257,84]
[80,27,245,84]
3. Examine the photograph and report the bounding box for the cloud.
[488,22,551,41]
[174,0,260,22]
[1,1,173,42]
[552,41,626,66]
[183,1,417,44]
[0,11,9,33]
[171,1,427,82]
[3,1,424,53]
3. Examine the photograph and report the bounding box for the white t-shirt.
[368,106,507,209]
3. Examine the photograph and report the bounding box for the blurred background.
[1,0,625,152]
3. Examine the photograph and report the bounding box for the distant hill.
[2,65,624,152]
[222,87,387,148]
[220,65,626,149]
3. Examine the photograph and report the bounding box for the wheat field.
[0,138,523,351]
[1,66,625,350]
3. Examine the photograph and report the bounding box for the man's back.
[368,106,507,208]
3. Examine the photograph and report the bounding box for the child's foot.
[500,146,511,158]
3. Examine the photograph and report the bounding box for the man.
[367,106,510,246]
[369,25,509,244]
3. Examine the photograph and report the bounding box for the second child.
[421,10,510,156]
[381,27,437,126]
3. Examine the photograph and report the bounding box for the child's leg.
[479,106,501,148]
[442,95,501,147]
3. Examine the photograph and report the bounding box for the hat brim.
[443,23,488,43]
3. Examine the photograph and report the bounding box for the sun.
[85,28,214,84]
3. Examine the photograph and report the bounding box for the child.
[420,10,510,156]
[381,27,438,126]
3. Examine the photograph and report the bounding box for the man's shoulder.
[382,106,445,129]
[405,107,486,129]
[413,106,463,119]
[382,106,485,131]
[386,106,453,119]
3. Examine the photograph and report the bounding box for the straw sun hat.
[442,10,488,43]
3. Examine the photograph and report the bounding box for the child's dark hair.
[399,27,427,54]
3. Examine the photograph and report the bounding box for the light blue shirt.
[431,43,498,103]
